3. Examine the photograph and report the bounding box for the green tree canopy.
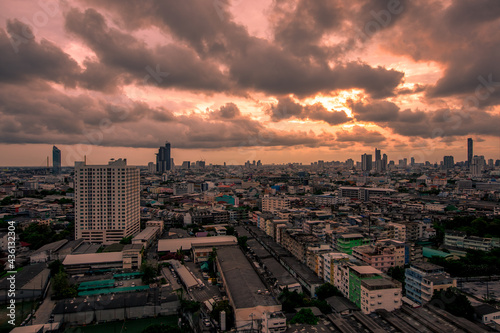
[430,287,474,320]
[290,308,318,325]
[141,261,158,284]
[315,283,342,300]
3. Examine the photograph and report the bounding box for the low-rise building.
[405,262,457,304]
[335,234,371,255]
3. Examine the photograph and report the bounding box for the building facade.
[74,158,140,244]
[405,262,457,304]
[156,141,172,173]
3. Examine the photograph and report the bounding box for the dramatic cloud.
[0,20,80,87]
[335,126,386,144]
[267,97,352,125]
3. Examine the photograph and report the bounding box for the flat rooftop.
[133,226,159,240]
[63,252,123,266]
[217,246,279,309]
[350,266,382,275]
[158,235,237,252]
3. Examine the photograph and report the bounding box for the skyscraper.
[361,154,372,172]
[471,155,485,177]
[375,148,382,172]
[156,141,171,174]
[74,158,140,244]
[443,156,454,169]
[382,154,388,171]
[52,146,61,174]
[467,138,473,168]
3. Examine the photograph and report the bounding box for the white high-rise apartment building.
[75,158,140,244]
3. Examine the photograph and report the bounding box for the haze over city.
[0,0,499,166]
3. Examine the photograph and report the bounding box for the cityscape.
[1,1,500,333]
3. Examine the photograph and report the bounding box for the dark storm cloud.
[348,99,399,122]
[0,20,80,87]
[0,82,336,149]
[65,8,231,93]
[348,100,500,138]
[211,103,241,119]
[379,0,500,105]
[267,97,351,125]
[74,0,405,98]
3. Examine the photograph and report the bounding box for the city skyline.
[0,0,499,166]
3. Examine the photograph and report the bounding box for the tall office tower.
[52,146,61,174]
[361,154,372,172]
[375,149,382,172]
[467,138,473,168]
[411,157,415,166]
[74,158,140,244]
[471,155,485,177]
[182,161,191,169]
[443,156,455,169]
[488,159,494,167]
[156,141,171,174]
[382,154,388,171]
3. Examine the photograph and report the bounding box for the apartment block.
[335,233,371,255]
[261,195,291,212]
[444,231,500,252]
[74,159,140,244]
[405,262,457,304]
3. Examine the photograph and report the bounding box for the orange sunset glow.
[0,0,499,166]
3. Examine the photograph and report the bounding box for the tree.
[315,283,342,300]
[211,300,234,330]
[141,261,158,284]
[290,308,318,325]
[180,299,201,313]
[225,226,235,235]
[279,289,307,313]
[237,236,248,250]
[120,236,133,244]
[49,260,64,276]
[387,266,406,283]
[52,271,77,299]
[430,287,474,320]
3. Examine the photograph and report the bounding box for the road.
[33,282,56,325]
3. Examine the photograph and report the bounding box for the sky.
[0,0,499,166]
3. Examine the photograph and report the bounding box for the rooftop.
[63,252,123,266]
[217,245,279,309]
[350,266,382,275]
[410,261,444,273]
[157,235,237,252]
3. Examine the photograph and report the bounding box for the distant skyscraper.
[74,158,140,244]
[156,141,171,174]
[361,154,372,172]
[382,154,388,171]
[443,156,454,169]
[471,155,485,177]
[52,146,61,174]
[410,157,415,166]
[147,162,155,173]
[375,149,382,172]
[467,138,473,168]
[182,161,191,169]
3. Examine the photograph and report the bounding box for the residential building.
[352,243,405,272]
[261,195,290,212]
[335,234,371,255]
[444,231,500,252]
[405,262,457,304]
[74,158,140,244]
